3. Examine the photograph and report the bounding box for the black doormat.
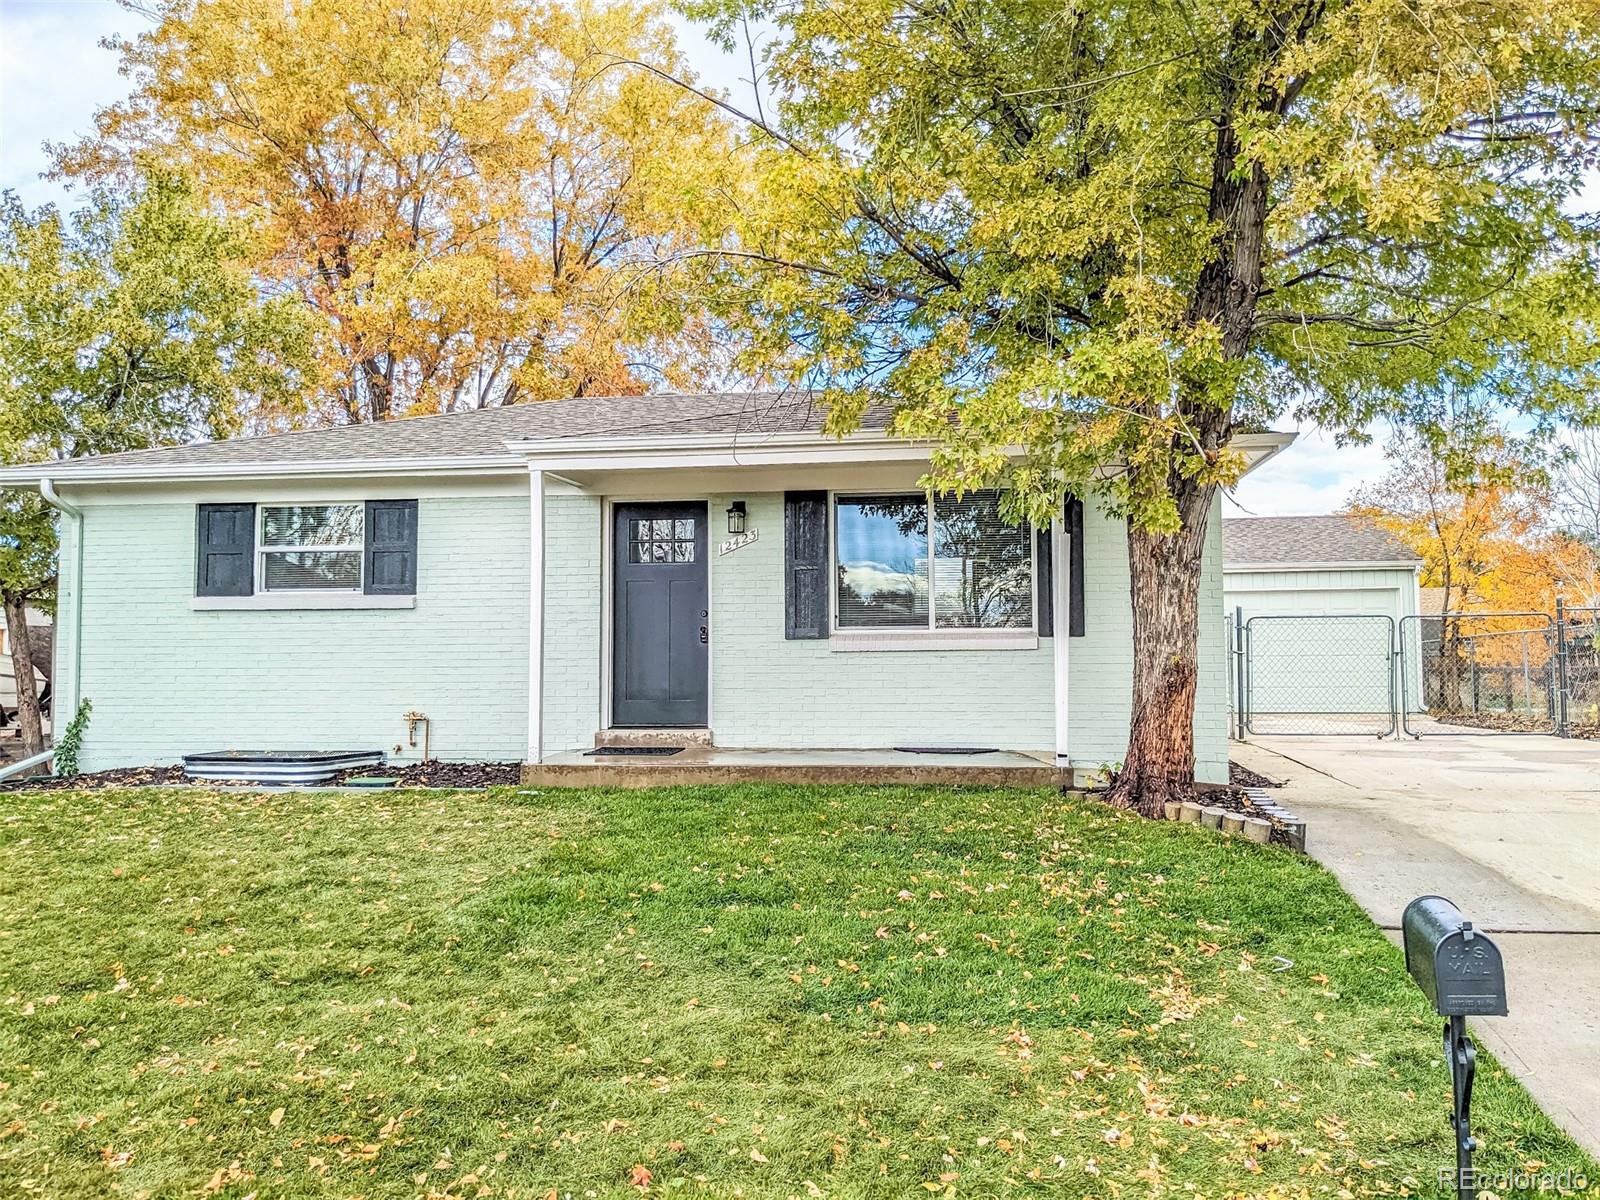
[583,746,686,757]
[893,746,999,755]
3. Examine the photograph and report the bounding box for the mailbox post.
[1401,896,1509,1200]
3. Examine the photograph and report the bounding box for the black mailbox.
[1402,895,1508,1016]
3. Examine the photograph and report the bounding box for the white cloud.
[0,0,139,206]
[1224,426,1391,518]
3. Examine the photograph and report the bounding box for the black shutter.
[365,500,419,595]
[196,503,255,596]
[1035,525,1053,636]
[1066,496,1085,638]
[784,491,829,639]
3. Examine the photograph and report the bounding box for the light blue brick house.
[0,393,1290,782]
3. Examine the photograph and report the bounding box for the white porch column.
[527,468,545,764]
[1052,511,1071,766]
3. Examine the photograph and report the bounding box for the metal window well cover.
[182,750,386,784]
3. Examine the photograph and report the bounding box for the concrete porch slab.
[523,746,1070,789]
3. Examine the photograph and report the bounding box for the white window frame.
[256,502,366,595]
[829,489,1038,647]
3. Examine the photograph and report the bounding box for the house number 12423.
[719,528,759,556]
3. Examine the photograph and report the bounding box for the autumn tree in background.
[1350,429,1600,714]
[1347,431,1541,709]
[58,0,742,425]
[651,0,1600,811]
[1349,433,1542,620]
[0,177,314,755]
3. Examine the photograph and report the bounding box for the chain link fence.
[1558,605,1600,738]
[1230,604,1599,740]
[1399,613,1556,735]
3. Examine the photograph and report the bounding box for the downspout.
[38,478,84,721]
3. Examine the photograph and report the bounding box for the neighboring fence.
[1230,603,1600,739]
[1399,612,1557,736]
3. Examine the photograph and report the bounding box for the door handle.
[699,625,708,644]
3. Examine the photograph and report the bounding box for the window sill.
[828,631,1038,652]
[192,594,416,611]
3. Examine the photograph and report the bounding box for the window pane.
[933,491,1032,628]
[262,550,362,591]
[262,504,363,547]
[674,518,694,539]
[836,495,929,628]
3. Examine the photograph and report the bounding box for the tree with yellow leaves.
[57,0,741,424]
[659,0,1600,811]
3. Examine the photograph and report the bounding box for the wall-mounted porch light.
[726,500,747,534]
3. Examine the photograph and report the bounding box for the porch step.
[595,727,713,748]
[527,750,1073,790]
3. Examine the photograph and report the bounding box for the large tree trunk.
[2,591,46,759]
[1105,482,1215,818]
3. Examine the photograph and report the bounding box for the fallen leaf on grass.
[628,1163,653,1189]
[268,1107,284,1127]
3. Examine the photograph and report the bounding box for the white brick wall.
[56,483,1229,783]
[63,495,530,771]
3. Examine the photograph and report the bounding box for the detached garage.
[1222,516,1422,624]
[1222,516,1422,734]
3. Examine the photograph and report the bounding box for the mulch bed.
[2,761,526,792]
[1198,787,1296,848]
[330,761,524,788]
[0,764,188,793]
[1228,760,1283,788]
[1091,773,1297,848]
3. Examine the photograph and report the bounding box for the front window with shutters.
[834,490,1034,632]
[195,498,418,605]
[259,504,365,591]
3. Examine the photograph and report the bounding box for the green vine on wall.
[53,699,93,778]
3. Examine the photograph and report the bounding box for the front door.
[612,502,709,727]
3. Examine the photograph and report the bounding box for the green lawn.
[0,784,1590,1198]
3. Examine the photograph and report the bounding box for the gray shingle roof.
[1222,515,1421,566]
[4,391,895,478]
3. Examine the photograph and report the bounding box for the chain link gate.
[1399,612,1557,736]
[1242,614,1398,736]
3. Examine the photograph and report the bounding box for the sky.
[0,0,1529,519]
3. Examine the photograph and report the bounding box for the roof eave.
[0,454,528,488]
[1232,431,1296,477]
[1225,558,1424,572]
[0,428,1298,489]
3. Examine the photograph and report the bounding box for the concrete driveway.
[1232,733,1600,1156]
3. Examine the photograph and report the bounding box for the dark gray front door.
[612,502,709,727]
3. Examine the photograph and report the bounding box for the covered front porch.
[524,429,1075,767]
